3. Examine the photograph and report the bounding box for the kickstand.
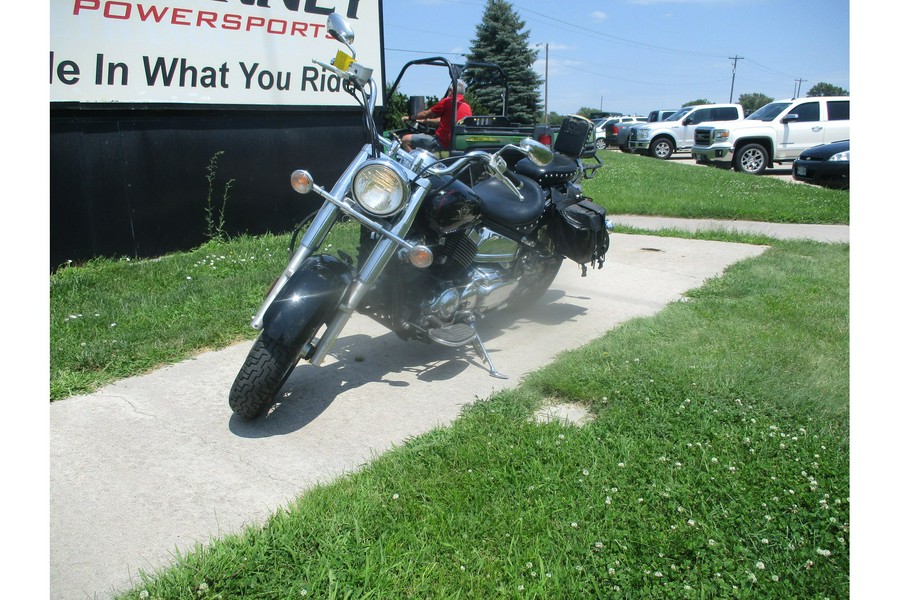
[471,329,508,380]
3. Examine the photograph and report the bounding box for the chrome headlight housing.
[351,159,410,217]
[635,128,651,141]
[713,129,730,142]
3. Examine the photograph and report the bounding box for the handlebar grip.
[312,59,350,80]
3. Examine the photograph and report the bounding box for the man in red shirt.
[402,81,472,153]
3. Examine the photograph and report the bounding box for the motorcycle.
[229,13,611,419]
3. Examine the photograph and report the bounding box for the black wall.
[50,105,369,270]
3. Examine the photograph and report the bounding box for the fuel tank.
[423,176,482,235]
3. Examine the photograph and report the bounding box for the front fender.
[262,254,354,347]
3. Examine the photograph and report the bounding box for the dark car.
[792,140,849,189]
[602,116,647,149]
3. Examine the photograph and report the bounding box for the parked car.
[791,140,849,189]
[591,117,618,149]
[602,116,647,149]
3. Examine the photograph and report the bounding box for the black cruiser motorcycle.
[229,13,610,419]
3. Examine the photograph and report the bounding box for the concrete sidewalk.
[612,214,849,244]
[49,223,844,599]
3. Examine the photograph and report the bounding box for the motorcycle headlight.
[351,160,410,217]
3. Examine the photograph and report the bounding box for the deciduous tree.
[738,92,774,114]
[807,82,849,97]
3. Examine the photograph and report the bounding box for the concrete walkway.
[49,221,847,599]
[612,214,849,243]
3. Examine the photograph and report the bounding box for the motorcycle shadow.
[228,289,588,437]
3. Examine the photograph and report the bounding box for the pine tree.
[464,0,542,125]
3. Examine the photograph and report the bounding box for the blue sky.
[381,0,851,116]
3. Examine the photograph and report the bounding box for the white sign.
[49,0,383,107]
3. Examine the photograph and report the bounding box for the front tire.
[229,333,305,419]
[649,137,674,160]
[735,143,768,175]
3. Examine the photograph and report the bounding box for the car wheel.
[596,139,607,150]
[650,138,673,160]
[735,144,768,175]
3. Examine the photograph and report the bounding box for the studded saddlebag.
[549,188,610,274]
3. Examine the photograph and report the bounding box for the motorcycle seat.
[513,154,579,186]
[474,172,545,228]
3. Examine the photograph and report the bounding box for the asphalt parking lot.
[662,152,798,183]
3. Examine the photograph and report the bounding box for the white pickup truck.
[627,103,744,159]
[691,96,850,175]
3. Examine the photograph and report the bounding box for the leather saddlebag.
[550,190,609,272]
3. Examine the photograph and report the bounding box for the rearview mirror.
[327,13,356,51]
[520,138,554,167]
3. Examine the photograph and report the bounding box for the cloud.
[592,11,608,23]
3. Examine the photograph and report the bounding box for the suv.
[628,104,744,159]
[691,97,850,175]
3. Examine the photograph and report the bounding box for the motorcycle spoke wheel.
[229,333,303,419]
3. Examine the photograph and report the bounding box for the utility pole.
[794,78,807,98]
[729,55,744,103]
[543,43,549,124]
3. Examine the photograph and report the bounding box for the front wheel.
[649,138,674,160]
[229,333,305,419]
[735,143,768,175]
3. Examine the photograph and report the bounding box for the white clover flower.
[618,462,625,468]
[761,538,769,545]
[391,493,399,500]
[748,573,758,583]
[756,561,765,570]
[708,539,717,547]
[605,496,612,505]
[771,575,780,582]
[582,469,590,476]
[608,567,616,575]
[139,592,149,600]
[571,522,578,528]
[816,548,833,557]
[687,519,696,527]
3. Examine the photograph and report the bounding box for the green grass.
[50,226,360,400]
[583,151,849,224]
[114,240,849,599]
